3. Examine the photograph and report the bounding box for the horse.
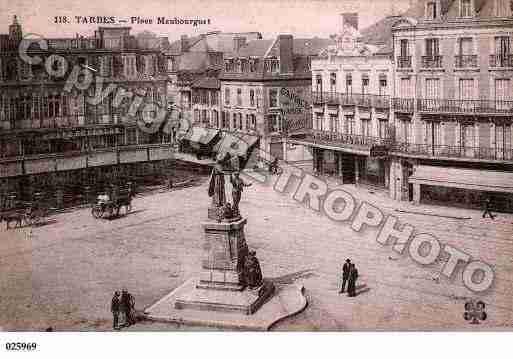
[0,210,27,230]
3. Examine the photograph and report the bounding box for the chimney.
[278,34,294,74]
[233,36,246,52]
[180,35,189,52]
[340,12,358,31]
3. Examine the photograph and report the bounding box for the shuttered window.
[425,78,441,99]
[458,79,474,100]
[495,36,511,55]
[361,119,371,137]
[459,38,473,55]
[494,79,511,101]
[400,78,412,98]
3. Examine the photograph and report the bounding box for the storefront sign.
[370,145,389,158]
[280,87,311,133]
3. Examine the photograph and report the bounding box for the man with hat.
[111,291,120,330]
[347,263,359,297]
[339,259,351,294]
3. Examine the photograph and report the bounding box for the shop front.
[357,156,388,188]
[409,165,513,212]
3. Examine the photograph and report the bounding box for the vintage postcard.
[1,0,513,346]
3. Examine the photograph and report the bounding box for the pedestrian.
[111,291,120,330]
[128,291,136,325]
[121,289,136,326]
[339,259,351,294]
[120,289,130,327]
[347,263,358,297]
[482,197,495,220]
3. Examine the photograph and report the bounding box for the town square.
[1,0,513,337]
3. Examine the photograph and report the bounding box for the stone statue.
[208,163,226,210]
[230,172,252,217]
[244,250,263,289]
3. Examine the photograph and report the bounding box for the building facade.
[290,13,395,188]
[294,1,513,212]
[390,0,513,211]
[219,34,333,163]
[164,32,262,117]
[304,13,394,188]
[0,17,173,208]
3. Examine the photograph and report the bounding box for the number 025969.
[5,342,38,351]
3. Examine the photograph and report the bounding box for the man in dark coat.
[339,259,351,294]
[120,289,136,326]
[482,197,495,220]
[244,250,263,289]
[347,264,358,297]
[111,291,120,330]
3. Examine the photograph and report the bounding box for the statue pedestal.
[174,217,274,315]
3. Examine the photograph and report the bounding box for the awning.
[409,165,513,193]
[212,132,259,164]
[182,126,220,146]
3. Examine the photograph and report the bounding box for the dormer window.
[461,0,473,17]
[426,1,438,19]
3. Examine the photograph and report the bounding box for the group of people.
[340,259,359,297]
[111,289,136,330]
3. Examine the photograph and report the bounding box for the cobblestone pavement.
[1,172,512,331]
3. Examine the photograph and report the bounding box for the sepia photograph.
[1,0,513,355]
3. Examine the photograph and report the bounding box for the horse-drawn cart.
[91,188,133,219]
[0,199,48,229]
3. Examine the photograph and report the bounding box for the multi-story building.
[191,70,221,127]
[219,34,333,162]
[297,12,395,188]
[0,16,173,208]
[390,0,513,211]
[164,32,262,114]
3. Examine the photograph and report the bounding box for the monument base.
[144,279,307,330]
[175,280,274,315]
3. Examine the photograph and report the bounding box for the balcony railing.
[392,143,513,161]
[397,56,412,69]
[309,130,391,148]
[421,55,443,68]
[417,98,513,114]
[455,54,478,68]
[312,92,390,109]
[489,54,513,68]
[312,91,340,105]
[392,98,414,112]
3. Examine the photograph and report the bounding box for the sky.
[0,0,411,41]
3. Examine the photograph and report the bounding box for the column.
[55,186,64,209]
[490,119,496,158]
[354,157,359,186]
[389,160,396,199]
[84,185,92,204]
[413,183,421,204]
[474,119,480,152]
[318,149,324,174]
[454,120,461,148]
[384,161,390,189]
[334,152,339,178]
[338,153,343,183]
